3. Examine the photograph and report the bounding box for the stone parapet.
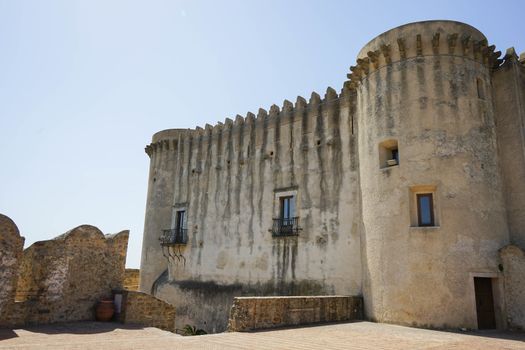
[227,295,363,332]
[118,290,176,332]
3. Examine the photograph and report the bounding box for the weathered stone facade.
[140,20,525,333]
[228,296,363,332]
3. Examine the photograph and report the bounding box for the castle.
[139,20,525,333]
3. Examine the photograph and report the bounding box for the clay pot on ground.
[95,299,115,321]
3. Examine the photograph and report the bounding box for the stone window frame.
[171,202,188,230]
[409,185,440,228]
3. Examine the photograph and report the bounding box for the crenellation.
[224,117,233,128]
[324,87,338,103]
[269,104,280,117]
[309,91,321,106]
[195,126,204,137]
[234,114,244,126]
[245,112,255,125]
[295,96,307,108]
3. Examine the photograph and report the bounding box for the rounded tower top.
[357,20,485,59]
[345,20,501,90]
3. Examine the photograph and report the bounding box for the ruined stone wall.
[0,214,24,326]
[492,50,525,249]
[227,295,363,332]
[354,21,509,329]
[143,88,362,333]
[119,290,176,332]
[500,245,525,330]
[13,225,129,326]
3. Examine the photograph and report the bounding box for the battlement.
[345,20,502,89]
[144,87,356,158]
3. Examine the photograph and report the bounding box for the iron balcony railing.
[272,217,301,237]
[160,228,188,245]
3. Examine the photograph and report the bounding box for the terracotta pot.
[96,299,115,321]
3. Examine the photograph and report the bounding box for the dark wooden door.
[474,277,496,329]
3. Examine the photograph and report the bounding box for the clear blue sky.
[1,0,524,268]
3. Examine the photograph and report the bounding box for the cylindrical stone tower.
[139,129,186,293]
[351,21,510,329]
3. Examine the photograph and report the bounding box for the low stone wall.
[119,290,176,332]
[123,269,140,291]
[501,245,525,329]
[227,296,363,332]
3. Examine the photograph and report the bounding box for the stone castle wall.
[228,295,363,332]
[142,89,363,333]
[140,20,525,332]
[492,48,525,249]
[354,21,510,329]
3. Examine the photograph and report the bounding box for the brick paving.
[0,321,524,350]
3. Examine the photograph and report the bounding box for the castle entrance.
[474,277,496,329]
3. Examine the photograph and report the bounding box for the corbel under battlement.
[344,31,503,91]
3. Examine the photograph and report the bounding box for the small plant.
[181,324,207,336]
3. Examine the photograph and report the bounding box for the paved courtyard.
[0,321,524,350]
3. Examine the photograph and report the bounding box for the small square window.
[379,139,399,168]
[416,193,435,226]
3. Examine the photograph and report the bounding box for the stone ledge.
[227,295,363,332]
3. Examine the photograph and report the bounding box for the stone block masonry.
[124,269,140,291]
[227,295,363,332]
